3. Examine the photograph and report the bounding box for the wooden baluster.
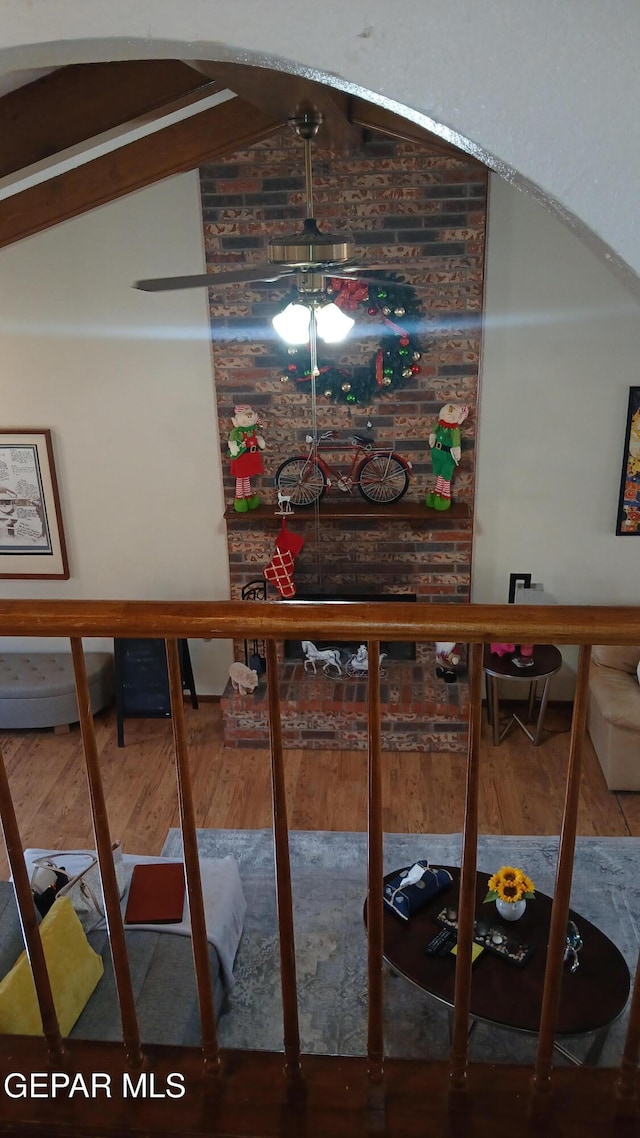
[71,637,143,1068]
[366,639,384,1085]
[532,644,590,1100]
[265,639,301,1080]
[449,641,483,1093]
[616,945,640,1111]
[165,638,220,1071]
[0,742,65,1062]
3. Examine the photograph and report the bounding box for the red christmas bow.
[330,278,369,311]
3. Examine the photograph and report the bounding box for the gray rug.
[162,829,640,1066]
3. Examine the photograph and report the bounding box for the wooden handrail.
[449,641,484,1093]
[166,639,220,1072]
[0,600,637,1136]
[71,638,143,1069]
[617,952,640,1108]
[0,599,638,643]
[532,644,591,1099]
[265,639,301,1080]
[366,640,384,1085]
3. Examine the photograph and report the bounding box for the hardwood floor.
[0,700,636,880]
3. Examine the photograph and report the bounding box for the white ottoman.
[0,653,113,731]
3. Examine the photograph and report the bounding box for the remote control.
[425,928,457,956]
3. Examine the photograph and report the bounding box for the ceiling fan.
[133,111,411,299]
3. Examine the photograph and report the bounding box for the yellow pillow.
[0,896,104,1036]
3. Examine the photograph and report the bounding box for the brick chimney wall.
[199,128,487,749]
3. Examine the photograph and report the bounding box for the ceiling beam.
[192,62,361,151]
[0,61,217,180]
[0,97,282,251]
[350,98,485,165]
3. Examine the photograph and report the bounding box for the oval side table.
[483,643,562,746]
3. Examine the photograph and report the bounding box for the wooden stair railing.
[0,599,638,1137]
[450,641,483,1095]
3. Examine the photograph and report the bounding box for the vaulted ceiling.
[0,60,482,251]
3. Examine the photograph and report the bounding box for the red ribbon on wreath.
[380,312,407,337]
[375,348,384,387]
[332,277,410,339]
[330,277,369,311]
[294,365,331,384]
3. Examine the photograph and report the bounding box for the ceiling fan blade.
[362,263,429,273]
[134,266,296,292]
[328,266,431,288]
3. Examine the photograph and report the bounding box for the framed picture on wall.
[616,387,640,535]
[0,429,69,578]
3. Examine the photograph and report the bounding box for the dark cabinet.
[113,638,198,746]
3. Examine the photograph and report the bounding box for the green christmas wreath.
[276,274,424,406]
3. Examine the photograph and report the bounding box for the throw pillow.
[0,896,103,1036]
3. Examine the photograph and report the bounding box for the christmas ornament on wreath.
[277,275,424,407]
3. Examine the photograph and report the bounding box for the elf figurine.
[435,642,461,684]
[228,404,266,512]
[426,402,469,510]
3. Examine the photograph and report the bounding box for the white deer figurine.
[276,490,293,515]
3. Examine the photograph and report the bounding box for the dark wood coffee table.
[373,866,630,1065]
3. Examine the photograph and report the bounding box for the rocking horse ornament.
[301,641,342,677]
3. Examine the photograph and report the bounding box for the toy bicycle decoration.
[277,276,423,407]
[274,430,412,507]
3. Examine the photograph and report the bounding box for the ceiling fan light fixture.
[272,298,354,346]
[271,302,311,344]
[315,301,354,343]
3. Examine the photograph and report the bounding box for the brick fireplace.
[199,125,486,749]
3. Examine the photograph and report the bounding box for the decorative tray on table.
[435,906,534,967]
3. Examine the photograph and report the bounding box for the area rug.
[161,829,640,1066]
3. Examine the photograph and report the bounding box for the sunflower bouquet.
[484,866,536,905]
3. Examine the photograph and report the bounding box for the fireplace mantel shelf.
[224,499,470,525]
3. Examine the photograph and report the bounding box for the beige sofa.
[587,645,640,791]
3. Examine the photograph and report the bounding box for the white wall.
[0,172,233,693]
[474,175,640,695]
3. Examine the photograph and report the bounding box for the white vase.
[495,897,526,922]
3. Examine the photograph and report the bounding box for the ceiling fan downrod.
[289,112,323,218]
[267,112,355,271]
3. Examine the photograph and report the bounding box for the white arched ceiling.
[1,1,639,290]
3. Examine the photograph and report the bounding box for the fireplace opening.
[283,592,417,662]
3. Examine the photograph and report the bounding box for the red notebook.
[124,862,186,925]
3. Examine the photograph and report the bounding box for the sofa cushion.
[589,664,640,731]
[591,645,640,674]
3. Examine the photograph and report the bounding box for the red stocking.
[263,549,296,597]
[275,518,305,558]
[263,520,304,597]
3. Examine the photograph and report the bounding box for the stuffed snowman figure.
[426,402,469,510]
[227,404,266,512]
